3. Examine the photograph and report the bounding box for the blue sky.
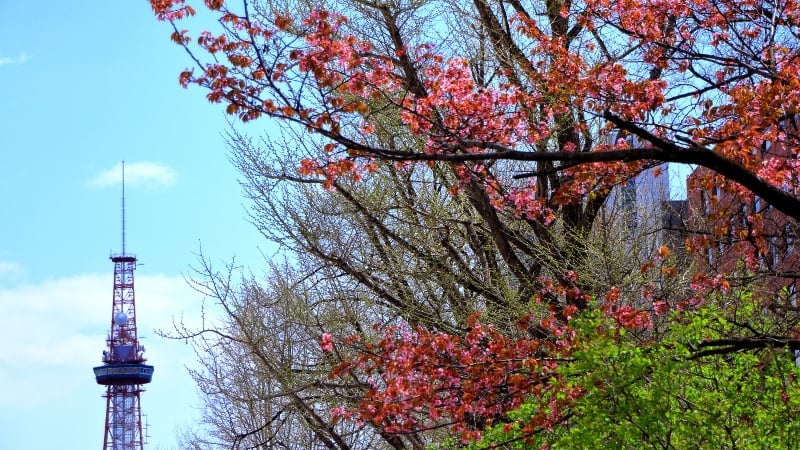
[0,2,267,449]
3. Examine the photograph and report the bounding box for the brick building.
[686,147,799,301]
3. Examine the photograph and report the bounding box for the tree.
[173,126,696,447]
[464,293,800,449]
[147,0,800,445]
[173,254,432,449]
[149,0,800,299]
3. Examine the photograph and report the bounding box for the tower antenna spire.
[121,161,126,256]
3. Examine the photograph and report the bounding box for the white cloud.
[88,161,177,189]
[0,272,204,449]
[0,260,24,281]
[0,51,30,66]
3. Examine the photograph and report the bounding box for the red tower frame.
[93,163,153,450]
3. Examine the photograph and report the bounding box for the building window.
[702,189,711,217]
[754,196,764,213]
[771,235,779,268]
[740,202,749,227]
[621,178,637,230]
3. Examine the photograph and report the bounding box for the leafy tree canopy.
[146,0,800,446]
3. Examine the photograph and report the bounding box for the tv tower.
[93,162,154,450]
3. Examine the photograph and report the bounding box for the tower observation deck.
[93,163,153,450]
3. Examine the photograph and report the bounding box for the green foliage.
[459,303,800,449]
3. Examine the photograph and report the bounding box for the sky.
[0,2,692,450]
[0,2,268,449]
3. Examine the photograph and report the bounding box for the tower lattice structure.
[94,163,154,450]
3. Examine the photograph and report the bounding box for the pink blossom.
[321,333,334,352]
